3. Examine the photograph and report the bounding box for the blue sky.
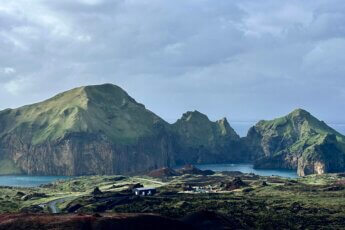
[0,0,345,123]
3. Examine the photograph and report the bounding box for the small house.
[133,187,156,196]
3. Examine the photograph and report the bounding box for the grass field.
[2,172,345,228]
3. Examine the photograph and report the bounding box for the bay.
[0,175,70,187]
[195,163,298,178]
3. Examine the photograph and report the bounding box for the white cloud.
[0,0,345,123]
[2,67,16,74]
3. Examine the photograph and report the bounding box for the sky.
[0,0,345,124]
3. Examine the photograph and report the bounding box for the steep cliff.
[0,84,175,175]
[172,111,246,165]
[246,109,345,176]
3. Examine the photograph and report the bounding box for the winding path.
[47,198,67,214]
[135,178,166,185]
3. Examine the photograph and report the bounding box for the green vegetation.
[248,108,345,175]
[1,84,345,177]
[255,109,345,143]
[2,172,345,228]
[0,84,165,145]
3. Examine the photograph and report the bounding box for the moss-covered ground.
[2,173,345,229]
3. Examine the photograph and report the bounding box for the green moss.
[2,173,345,229]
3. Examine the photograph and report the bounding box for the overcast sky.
[1,0,345,124]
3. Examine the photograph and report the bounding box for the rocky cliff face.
[246,109,345,176]
[172,111,247,165]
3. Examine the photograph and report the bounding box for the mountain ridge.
[0,84,242,175]
[1,84,345,176]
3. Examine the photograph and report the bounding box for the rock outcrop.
[246,109,345,176]
[172,111,247,165]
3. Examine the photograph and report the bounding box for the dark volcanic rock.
[15,191,25,197]
[182,210,244,230]
[177,165,215,176]
[147,167,181,178]
[0,213,192,230]
[20,205,44,213]
[66,204,83,213]
[127,183,143,191]
[220,177,248,191]
[91,187,103,196]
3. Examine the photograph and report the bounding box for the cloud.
[0,0,345,124]
[1,67,15,74]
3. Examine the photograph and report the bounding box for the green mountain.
[0,84,241,176]
[172,111,244,164]
[0,84,167,145]
[1,84,344,176]
[0,84,174,175]
[246,109,345,176]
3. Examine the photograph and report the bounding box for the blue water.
[0,175,71,187]
[195,163,298,178]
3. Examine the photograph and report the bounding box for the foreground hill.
[0,213,191,230]
[246,109,345,176]
[0,84,242,176]
[2,171,345,229]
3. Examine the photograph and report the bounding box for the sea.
[0,175,71,187]
[195,163,298,178]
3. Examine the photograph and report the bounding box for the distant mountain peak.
[247,108,345,176]
[288,108,312,118]
[180,110,210,122]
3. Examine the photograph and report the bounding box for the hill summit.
[0,84,165,145]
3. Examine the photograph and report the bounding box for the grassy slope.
[0,84,166,145]
[257,109,345,139]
